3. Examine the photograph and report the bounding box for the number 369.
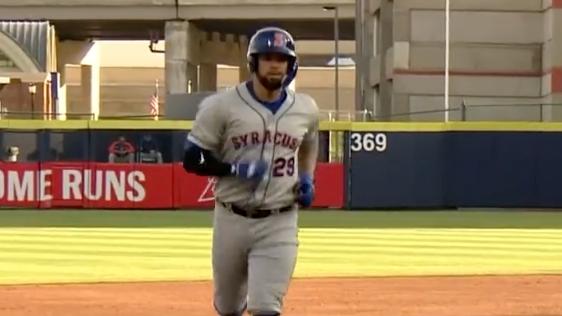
[350,133,387,152]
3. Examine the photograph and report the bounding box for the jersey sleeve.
[187,95,225,152]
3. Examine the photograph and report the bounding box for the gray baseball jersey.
[187,82,319,314]
[187,82,319,210]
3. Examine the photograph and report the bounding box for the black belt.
[221,202,293,219]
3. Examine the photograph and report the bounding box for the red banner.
[0,162,343,209]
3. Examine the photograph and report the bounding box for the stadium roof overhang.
[51,18,355,41]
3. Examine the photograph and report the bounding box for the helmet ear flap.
[248,54,257,73]
[283,56,298,88]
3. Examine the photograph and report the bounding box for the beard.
[257,73,284,91]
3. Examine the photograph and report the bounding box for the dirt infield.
[1,275,562,316]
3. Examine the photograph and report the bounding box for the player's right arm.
[183,95,267,180]
[183,140,233,176]
[183,95,232,176]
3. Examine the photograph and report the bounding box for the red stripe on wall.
[553,0,562,8]
[552,67,562,93]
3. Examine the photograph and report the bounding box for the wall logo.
[198,177,217,202]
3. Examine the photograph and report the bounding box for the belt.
[220,202,293,219]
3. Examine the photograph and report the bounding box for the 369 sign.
[350,132,387,152]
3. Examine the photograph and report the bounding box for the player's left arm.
[296,99,320,207]
[298,121,319,178]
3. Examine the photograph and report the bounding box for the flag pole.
[154,79,160,120]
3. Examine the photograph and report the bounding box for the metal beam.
[0,5,355,20]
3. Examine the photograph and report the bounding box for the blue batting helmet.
[247,27,298,87]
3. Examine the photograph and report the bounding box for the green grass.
[1,209,562,285]
[3,209,562,228]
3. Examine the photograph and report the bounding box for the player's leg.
[246,209,299,315]
[212,202,252,315]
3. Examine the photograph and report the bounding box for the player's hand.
[232,160,268,182]
[296,173,315,208]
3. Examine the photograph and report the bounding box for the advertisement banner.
[172,163,216,209]
[0,162,41,208]
[0,162,344,209]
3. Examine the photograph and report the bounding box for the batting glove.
[296,173,315,208]
[232,160,268,182]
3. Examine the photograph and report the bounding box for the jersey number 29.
[273,157,295,177]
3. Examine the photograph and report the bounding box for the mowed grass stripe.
[3,237,561,257]
[301,235,562,245]
[302,228,562,234]
[0,227,212,234]
[5,227,562,234]
[3,250,561,277]
[0,264,212,284]
[1,247,210,260]
[0,257,205,270]
[293,264,562,277]
[2,228,561,240]
[0,229,212,239]
[0,227,562,235]
[295,256,562,271]
[2,245,558,260]
[298,242,562,253]
[3,226,561,233]
[0,256,206,269]
[3,225,562,285]
[0,235,211,247]
[300,228,562,237]
[3,241,561,263]
[2,233,560,249]
[3,229,561,254]
[294,257,562,269]
[3,236,561,252]
[3,228,561,244]
[3,239,561,258]
[302,230,562,239]
[296,251,562,262]
[0,243,210,255]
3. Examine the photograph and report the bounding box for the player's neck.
[252,80,282,103]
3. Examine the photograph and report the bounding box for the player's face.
[256,53,289,91]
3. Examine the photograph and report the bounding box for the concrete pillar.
[377,0,394,121]
[80,42,100,119]
[199,63,217,91]
[55,39,98,120]
[238,35,250,82]
[165,20,188,95]
[187,64,199,93]
[543,3,562,121]
[80,64,100,119]
[187,22,201,93]
[363,0,377,119]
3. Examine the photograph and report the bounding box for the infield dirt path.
[1,275,562,316]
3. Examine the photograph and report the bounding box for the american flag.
[149,79,159,120]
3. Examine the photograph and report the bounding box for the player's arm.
[298,124,319,178]
[295,101,320,207]
[183,140,233,176]
[183,96,267,180]
[183,140,267,180]
[298,99,320,178]
[182,95,232,177]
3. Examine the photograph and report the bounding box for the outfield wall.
[346,122,562,209]
[1,120,562,209]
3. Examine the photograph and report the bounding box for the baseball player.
[182,26,319,316]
